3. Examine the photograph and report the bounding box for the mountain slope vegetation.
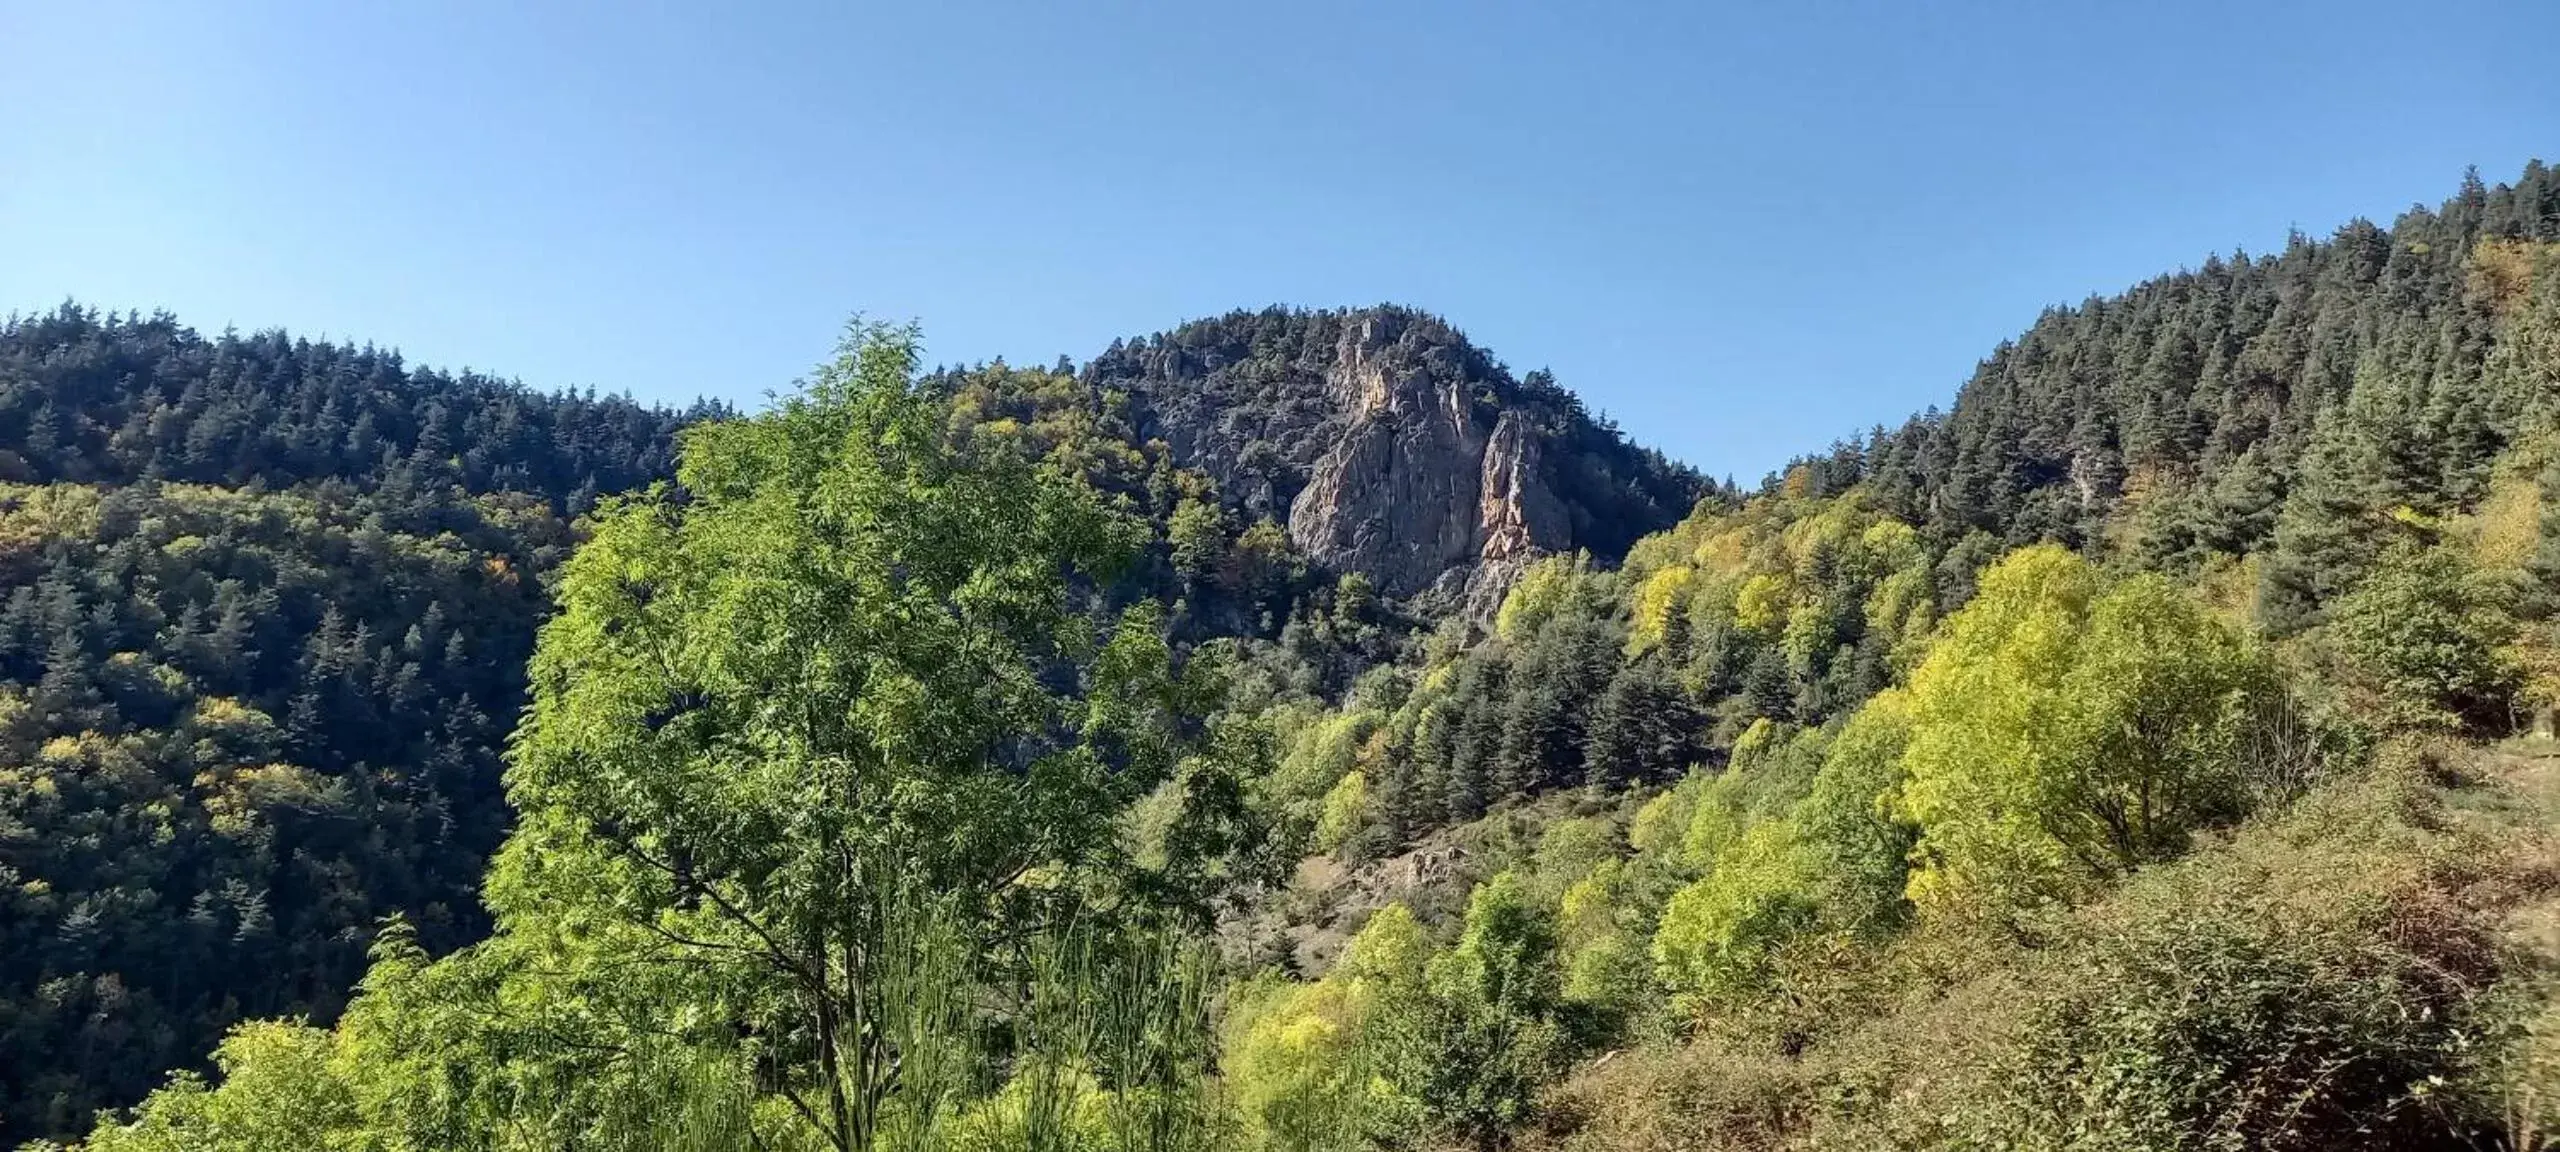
[12,159,2560,1151]
[1208,160,2560,1152]
[0,310,708,1138]
[0,303,1673,1144]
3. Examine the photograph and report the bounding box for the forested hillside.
[1791,161,2560,632]
[0,304,1677,1144]
[1241,161,2560,872]
[1211,160,2560,1152]
[17,160,2560,1152]
[0,308,716,1138]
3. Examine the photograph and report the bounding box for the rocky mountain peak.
[1087,305,1699,614]
[1287,317,1573,611]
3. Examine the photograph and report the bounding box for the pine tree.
[2260,388,2402,632]
[1583,655,1690,790]
[1448,682,1502,824]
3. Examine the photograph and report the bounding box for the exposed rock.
[1285,317,1566,601]
[1091,306,1697,616]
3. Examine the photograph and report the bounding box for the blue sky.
[4,0,2555,481]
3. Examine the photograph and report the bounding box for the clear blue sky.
[5,1,2555,481]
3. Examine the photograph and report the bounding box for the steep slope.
[0,307,705,1141]
[1088,306,1703,614]
[1790,161,2560,629]
[1535,740,2560,1152]
[1219,161,2560,1152]
[1259,162,2560,872]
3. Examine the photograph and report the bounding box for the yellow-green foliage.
[2470,237,2559,315]
[1222,906,1428,1150]
[1647,699,1913,1005]
[1651,820,1819,1004]
[1618,489,1936,678]
[1616,520,1690,583]
[1778,598,1840,675]
[1537,828,1656,1013]
[1557,860,1629,967]
[2456,443,2560,717]
[1674,724,1828,871]
[1561,870,1650,1021]
[1530,817,1620,897]
[1167,495,1230,577]
[1731,572,1791,635]
[82,1022,354,1152]
[1629,787,1695,861]
[2467,461,2544,573]
[1862,566,1935,674]
[1416,870,1568,1145]
[1342,902,1431,981]
[0,482,103,571]
[944,364,1154,494]
[1728,717,1782,767]
[1626,564,1696,655]
[1313,769,1370,854]
[1230,518,1296,594]
[1896,546,2272,921]
[1679,782,1746,872]
[1550,744,2548,1152]
[940,1064,1114,1152]
[1272,707,1382,813]
[1496,554,1591,644]
[1561,928,1647,1018]
[1691,527,1758,579]
[1789,690,1916,932]
[1857,520,1924,572]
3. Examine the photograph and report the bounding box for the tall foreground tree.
[329,320,1252,1150]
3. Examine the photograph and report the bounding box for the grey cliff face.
[1096,305,1698,618]
[1285,318,1573,605]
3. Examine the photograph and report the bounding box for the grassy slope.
[1527,740,2560,1152]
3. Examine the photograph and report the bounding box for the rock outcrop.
[1286,317,1573,606]
[1088,305,1699,615]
